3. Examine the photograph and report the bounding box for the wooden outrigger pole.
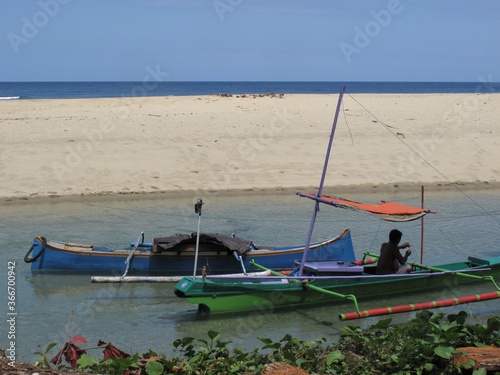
[298,85,345,276]
[420,185,425,264]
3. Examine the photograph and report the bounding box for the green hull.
[174,256,500,315]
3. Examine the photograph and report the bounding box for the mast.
[298,85,346,276]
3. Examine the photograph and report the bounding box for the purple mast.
[298,85,346,276]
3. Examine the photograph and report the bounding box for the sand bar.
[1,92,499,202]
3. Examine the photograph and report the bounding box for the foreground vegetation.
[35,310,499,375]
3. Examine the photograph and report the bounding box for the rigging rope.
[341,95,355,146]
[346,91,500,226]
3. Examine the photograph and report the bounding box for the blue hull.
[25,229,355,276]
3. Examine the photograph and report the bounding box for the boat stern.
[24,236,48,269]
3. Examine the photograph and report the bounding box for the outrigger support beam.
[364,251,500,291]
[250,260,362,316]
[121,231,144,279]
[233,251,247,275]
[304,282,361,316]
[250,260,290,277]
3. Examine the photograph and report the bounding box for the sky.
[1,0,499,82]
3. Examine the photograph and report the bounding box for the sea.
[0,80,499,100]
[1,81,500,364]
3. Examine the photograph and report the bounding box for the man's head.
[389,229,403,244]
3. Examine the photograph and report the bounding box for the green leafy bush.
[35,311,500,375]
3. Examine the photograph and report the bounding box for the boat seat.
[64,242,93,249]
[363,264,378,274]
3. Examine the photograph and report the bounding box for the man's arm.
[392,244,411,265]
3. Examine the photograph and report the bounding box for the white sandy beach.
[1,92,499,201]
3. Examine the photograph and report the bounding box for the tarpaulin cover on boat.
[153,233,253,254]
[297,192,434,222]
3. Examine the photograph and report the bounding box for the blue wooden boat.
[24,229,355,276]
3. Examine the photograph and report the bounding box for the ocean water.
[0,81,499,100]
[0,189,499,363]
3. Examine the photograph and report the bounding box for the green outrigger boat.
[174,252,500,317]
[174,86,500,319]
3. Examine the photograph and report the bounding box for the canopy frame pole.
[298,85,345,276]
[193,199,203,278]
[420,186,425,264]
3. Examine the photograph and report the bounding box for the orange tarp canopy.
[297,192,435,222]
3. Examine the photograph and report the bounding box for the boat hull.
[26,229,355,275]
[174,256,500,314]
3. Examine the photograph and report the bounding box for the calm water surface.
[0,189,499,363]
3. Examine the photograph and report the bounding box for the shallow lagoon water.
[0,189,499,363]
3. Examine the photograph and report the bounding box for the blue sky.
[1,0,499,82]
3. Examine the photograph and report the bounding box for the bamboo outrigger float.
[174,85,500,318]
[340,291,500,321]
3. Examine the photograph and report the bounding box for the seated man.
[376,229,412,275]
